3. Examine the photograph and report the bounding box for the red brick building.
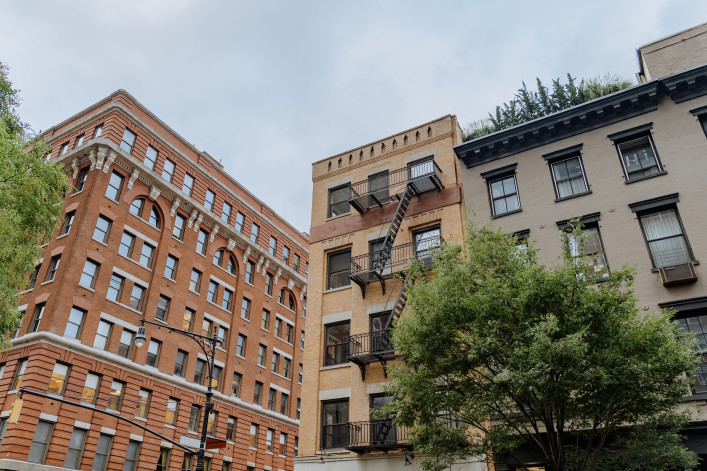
[0,90,309,471]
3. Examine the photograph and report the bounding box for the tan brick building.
[0,90,309,471]
[296,116,486,471]
[455,24,707,470]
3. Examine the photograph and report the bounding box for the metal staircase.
[375,184,418,273]
[385,271,410,330]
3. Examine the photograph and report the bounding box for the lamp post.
[134,317,221,471]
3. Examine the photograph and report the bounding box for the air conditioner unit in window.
[659,262,697,286]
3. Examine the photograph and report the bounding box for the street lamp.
[134,317,222,471]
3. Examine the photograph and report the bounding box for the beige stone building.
[296,116,482,471]
[454,23,707,470]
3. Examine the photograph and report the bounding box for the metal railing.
[325,342,349,366]
[321,423,348,449]
[346,419,410,450]
[349,158,442,210]
[348,330,394,359]
[350,235,443,278]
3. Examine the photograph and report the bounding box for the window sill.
[491,208,522,219]
[165,424,176,429]
[277,302,296,314]
[236,354,246,360]
[171,236,184,245]
[266,451,274,455]
[554,190,592,203]
[134,416,148,422]
[624,170,667,184]
[105,298,143,315]
[273,372,291,381]
[682,393,707,402]
[245,281,254,287]
[249,447,258,451]
[129,213,162,232]
[40,279,55,286]
[258,364,266,369]
[320,363,351,371]
[104,196,120,204]
[241,317,250,323]
[164,276,177,283]
[215,264,237,279]
[325,213,351,222]
[323,285,352,294]
[78,284,96,292]
[118,253,152,272]
[57,233,70,240]
[70,190,84,197]
[92,238,109,247]
[650,260,700,273]
[189,289,200,296]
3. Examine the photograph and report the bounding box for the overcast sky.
[3,1,706,233]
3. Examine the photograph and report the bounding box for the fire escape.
[346,157,443,381]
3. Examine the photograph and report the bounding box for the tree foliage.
[463,74,634,141]
[0,62,69,345]
[387,220,699,471]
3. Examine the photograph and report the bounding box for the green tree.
[387,220,699,471]
[0,62,69,344]
[464,74,633,141]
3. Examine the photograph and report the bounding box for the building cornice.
[55,139,307,293]
[11,331,300,427]
[454,64,707,168]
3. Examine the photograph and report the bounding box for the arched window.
[129,197,161,230]
[129,198,145,217]
[149,207,161,229]
[278,288,296,311]
[213,249,224,267]
[226,255,236,275]
[213,249,237,276]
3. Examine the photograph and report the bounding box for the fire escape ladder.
[384,271,410,331]
[375,184,417,276]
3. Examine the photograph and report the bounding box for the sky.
[2,1,706,233]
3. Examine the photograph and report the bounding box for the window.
[237,334,247,357]
[182,173,195,196]
[75,134,84,148]
[64,428,87,469]
[562,221,610,281]
[213,249,224,267]
[630,196,693,268]
[94,125,103,139]
[129,284,146,311]
[174,349,188,377]
[250,224,259,243]
[107,273,125,302]
[64,306,86,339]
[46,255,61,282]
[280,393,289,415]
[135,388,151,418]
[28,264,40,290]
[216,325,228,345]
[60,211,75,236]
[369,170,390,206]
[414,225,442,258]
[205,189,215,211]
[249,423,259,448]
[325,321,349,366]
[246,260,255,284]
[165,398,179,426]
[294,436,299,456]
[298,363,303,383]
[321,399,349,449]
[120,128,136,153]
[261,309,270,330]
[82,373,101,404]
[94,320,112,350]
[253,381,263,405]
[208,280,219,303]
[11,358,27,390]
[222,202,232,223]
[269,236,277,255]
[480,163,521,217]
[162,159,175,182]
[202,318,213,338]
[61,142,69,155]
[173,213,186,240]
[107,380,125,411]
[226,255,236,275]
[146,339,161,367]
[156,448,170,471]
[27,420,54,464]
[271,352,280,374]
[197,229,209,255]
[189,405,201,433]
[675,312,707,395]
[241,298,251,320]
[118,329,134,358]
[139,242,155,267]
[93,215,112,243]
[222,461,231,471]
[149,207,161,229]
[226,416,237,442]
[286,324,294,343]
[265,272,273,295]
[300,331,305,349]
[279,432,288,455]
[232,373,242,397]
[194,359,206,385]
[145,145,158,170]
[164,255,178,279]
[207,411,218,436]
[182,456,194,471]
[93,434,113,471]
[124,440,141,471]
[283,358,291,379]
[327,249,351,290]
[183,308,195,331]
[275,318,283,338]
[130,198,145,218]
[328,184,350,218]
[105,171,124,201]
[283,246,290,265]
[616,133,663,181]
[235,212,244,232]
[75,166,89,192]
[266,428,274,452]
[29,303,45,332]
[548,153,589,199]
[190,269,202,292]
[303,296,307,317]
[80,259,100,289]
[257,344,267,366]
[118,231,135,257]
[49,362,70,394]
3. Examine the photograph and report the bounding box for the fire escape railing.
[346,419,411,452]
